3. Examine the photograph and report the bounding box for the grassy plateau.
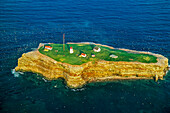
[38,43,157,65]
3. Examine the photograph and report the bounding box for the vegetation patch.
[38,43,157,65]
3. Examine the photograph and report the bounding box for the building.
[45,46,52,50]
[92,54,95,57]
[44,46,52,51]
[110,54,118,58]
[93,46,101,52]
[81,53,87,57]
[70,47,74,54]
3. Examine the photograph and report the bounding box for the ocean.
[0,0,170,112]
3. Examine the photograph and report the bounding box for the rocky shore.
[15,43,169,88]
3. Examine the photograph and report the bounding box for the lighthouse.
[70,47,73,54]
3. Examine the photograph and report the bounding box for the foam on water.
[11,69,20,77]
[70,88,85,92]
[42,78,48,82]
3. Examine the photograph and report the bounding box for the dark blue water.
[0,0,170,112]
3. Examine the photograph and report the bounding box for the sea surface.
[0,0,170,113]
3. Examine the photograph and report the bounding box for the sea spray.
[65,86,86,91]
[11,69,21,77]
[71,88,85,92]
[42,78,48,82]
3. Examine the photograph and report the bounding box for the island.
[15,42,169,88]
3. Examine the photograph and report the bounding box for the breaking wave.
[11,69,24,77]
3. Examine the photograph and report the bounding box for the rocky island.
[15,42,169,88]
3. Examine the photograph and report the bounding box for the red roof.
[81,53,86,56]
[70,47,73,49]
[45,46,52,48]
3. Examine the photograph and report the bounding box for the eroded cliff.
[15,43,169,88]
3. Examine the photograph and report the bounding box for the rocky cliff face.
[15,44,169,88]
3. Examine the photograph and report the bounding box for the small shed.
[110,54,118,58]
[93,46,101,52]
[44,46,52,50]
[91,54,95,57]
[81,53,87,57]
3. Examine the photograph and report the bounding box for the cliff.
[15,43,169,88]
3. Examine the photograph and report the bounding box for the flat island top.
[38,43,157,65]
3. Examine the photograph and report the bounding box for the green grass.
[38,43,157,65]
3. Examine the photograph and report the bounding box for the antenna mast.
[63,33,65,51]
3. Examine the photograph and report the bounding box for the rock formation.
[15,43,169,88]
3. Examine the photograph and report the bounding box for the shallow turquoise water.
[0,0,170,113]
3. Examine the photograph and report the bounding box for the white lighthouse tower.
[70,47,73,54]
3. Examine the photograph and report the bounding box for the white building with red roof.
[81,53,87,57]
[70,47,74,54]
[45,46,52,50]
